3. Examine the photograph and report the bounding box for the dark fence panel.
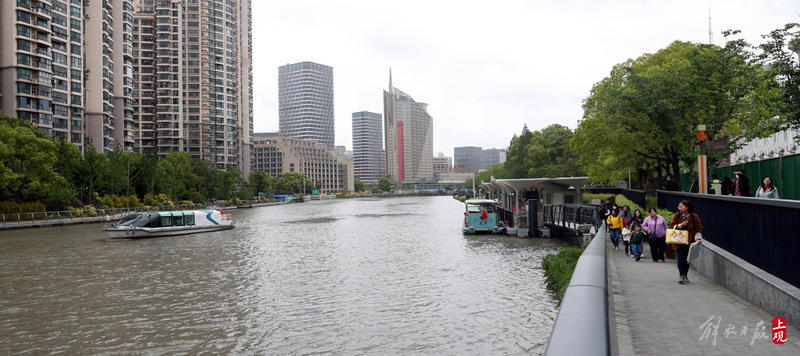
[585,187,647,209]
[542,204,601,232]
[658,191,800,289]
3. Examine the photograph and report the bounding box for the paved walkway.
[607,239,800,355]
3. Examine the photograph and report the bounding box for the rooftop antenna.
[708,9,714,45]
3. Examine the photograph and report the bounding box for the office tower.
[482,148,507,169]
[278,61,334,149]
[253,133,354,193]
[383,72,433,182]
[131,0,252,174]
[454,146,482,172]
[352,111,385,182]
[0,0,135,153]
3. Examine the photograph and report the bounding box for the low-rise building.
[253,133,354,193]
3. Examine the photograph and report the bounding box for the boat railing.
[0,202,253,227]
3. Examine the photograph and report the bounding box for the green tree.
[757,23,800,132]
[249,171,277,197]
[353,179,365,192]
[215,164,242,199]
[156,152,196,200]
[0,114,67,202]
[574,39,772,186]
[276,172,309,194]
[377,177,392,192]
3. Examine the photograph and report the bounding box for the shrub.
[143,194,155,206]
[0,201,22,214]
[127,195,141,208]
[542,247,585,303]
[19,202,46,213]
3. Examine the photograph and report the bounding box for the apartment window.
[17,10,31,23]
[71,82,81,92]
[16,25,31,38]
[70,18,81,29]
[70,44,81,55]
[17,68,31,80]
[70,6,80,18]
[70,56,81,68]
[18,97,31,109]
[17,39,31,52]
[16,54,31,66]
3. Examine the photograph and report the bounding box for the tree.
[156,152,196,200]
[0,114,67,202]
[574,39,773,186]
[215,164,242,199]
[353,179,365,192]
[757,23,800,132]
[276,172,309,194]
[249,171,277,197]
[377,177,392,192]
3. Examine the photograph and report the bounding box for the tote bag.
[665,228,689,245]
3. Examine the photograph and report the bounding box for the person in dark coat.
[663,174,680,191]
[730,169,751,197]
[721,177,732,196]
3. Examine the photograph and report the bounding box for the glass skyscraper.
[383,71,433,182]
[278,61,334,149]
[352,111,385,182]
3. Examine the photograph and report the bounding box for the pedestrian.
[721,177,731,196]
[600,198,617,219]
[642,208,668,262]
[606,209,623,251]
[620,205,632,256]
[730,169,751,197]
[755,176,780,199]
[663,173,680,191]
[710,174,722,195]
[669,200,703,284]
[629,223,647,262]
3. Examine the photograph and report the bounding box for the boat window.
[173,213,184,226]
[117,214,143,226]
[143,213,161,228]
[161,213,173,227]
[467,205,481,213]
[483,205,495,213]
[185,212,195,226]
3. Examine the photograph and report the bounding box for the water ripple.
[0,196,574,355]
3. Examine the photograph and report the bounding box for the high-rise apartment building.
[278,61,334,149]
[1,0,135,153]
[132,0,252,174]
[383,72,433,182]
[352,111,385,182]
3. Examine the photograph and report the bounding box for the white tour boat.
[103,209,233,239]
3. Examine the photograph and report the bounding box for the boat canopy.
[465,199,498,205]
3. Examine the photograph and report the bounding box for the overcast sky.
[251,0,800,158]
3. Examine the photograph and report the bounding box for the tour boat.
[103,209,233,239]
[462,199,504,234]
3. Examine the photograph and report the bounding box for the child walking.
[629,223,647,262]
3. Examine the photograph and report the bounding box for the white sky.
[251,0,800,158]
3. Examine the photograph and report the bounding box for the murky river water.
[0,196,575,355]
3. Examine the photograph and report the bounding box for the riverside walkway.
[607,240,800,355]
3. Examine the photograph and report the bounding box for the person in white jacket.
[755,177,780,199]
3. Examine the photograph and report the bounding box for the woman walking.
[606,209,623,251]
[669,200,703,284]
[755,177,780,199]
[642,208,668,262]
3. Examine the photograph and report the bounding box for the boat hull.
[103,224,234,239]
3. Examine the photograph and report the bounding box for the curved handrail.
[544,224,609,356]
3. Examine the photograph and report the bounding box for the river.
[0,196,575,355]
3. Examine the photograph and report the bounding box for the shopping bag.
[665,228,689,245]
[688,242,700,262]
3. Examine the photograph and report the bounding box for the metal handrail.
[544,224,609,356]
[0,201,259,226]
